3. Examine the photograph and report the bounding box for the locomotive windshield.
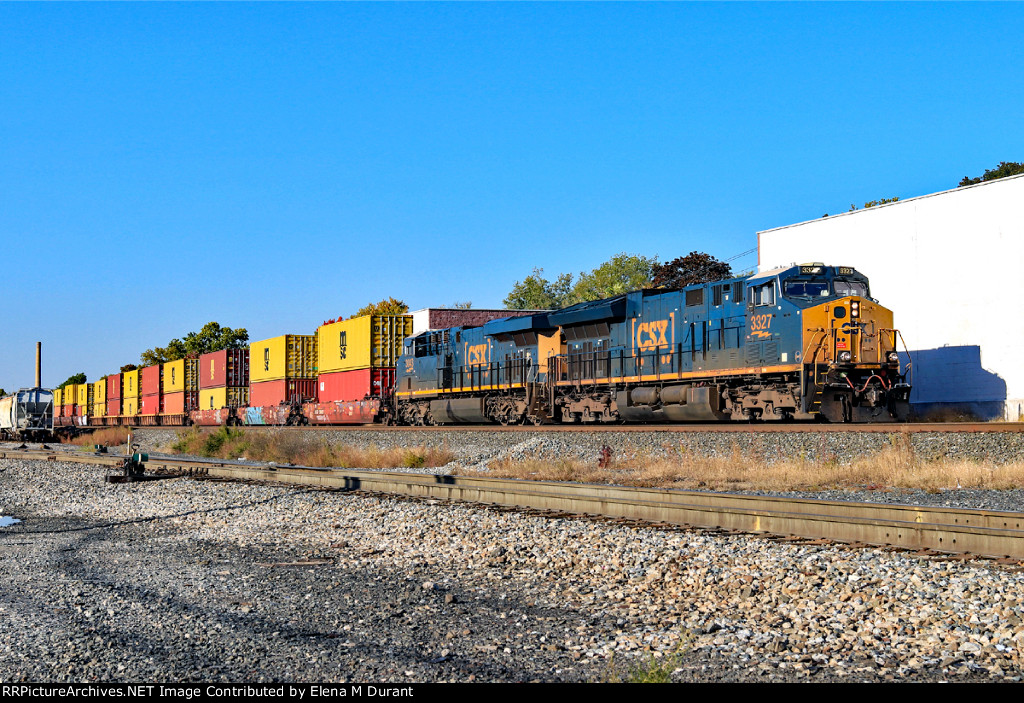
[783,279,830,298]
[780,266,872,306]
[833,278,869,298]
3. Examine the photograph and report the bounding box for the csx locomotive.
[394,263,910,425]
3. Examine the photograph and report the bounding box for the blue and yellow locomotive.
[393,263,910,424]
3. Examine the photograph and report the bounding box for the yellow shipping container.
[163,358,200,393]
[75,383,93,409]
[54,388,63,407]
[92,380,107,417]
[164,359,184,393]
[124,369,140,398]
[318,315,413,374]
[249,335,317,383]
[123,396,138,416]
[199,387,249,410]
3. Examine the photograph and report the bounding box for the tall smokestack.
[35,342,41,388]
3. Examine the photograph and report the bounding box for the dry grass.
[488,434,1024,492]
[64,426,131,448]
[166,427,1024,492]
[913,406,986,423]
[169,427,454,469]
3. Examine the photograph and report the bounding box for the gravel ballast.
[2,440,1024,682]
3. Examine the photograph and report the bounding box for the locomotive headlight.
[850,301,860,318]
[887,351,899,363]
[838,350,852,362]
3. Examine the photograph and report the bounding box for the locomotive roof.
[482,314,554,336]
[546,294,629,327]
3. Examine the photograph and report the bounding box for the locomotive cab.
[779,264,910,422]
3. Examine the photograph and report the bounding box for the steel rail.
[130,422,1024,434]
[5,449,1024,560]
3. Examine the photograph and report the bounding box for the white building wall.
[758,174,1024,420]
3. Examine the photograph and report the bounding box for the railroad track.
[5,448,1024,561]
[138,421,1024,434]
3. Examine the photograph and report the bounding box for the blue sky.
[2,2,1022,390]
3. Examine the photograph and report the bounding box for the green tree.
[141,322,248,365]
[0,388,6,397]
[120,364,138,373]
[140,338,188,366]
[182,322,248,356]
[568,252,657,304]
[849,197,900,211]
[503,268,574,310]
[351,297,409,318]
[57,373,87,389]
[449,301,473,309]
[959,161,1024,187]
[651,252,732,289]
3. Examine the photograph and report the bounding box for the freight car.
[393,263,911,424]
[48,264,909,432]
[0,388,54,441]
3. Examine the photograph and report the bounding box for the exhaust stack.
[35,342,41,388]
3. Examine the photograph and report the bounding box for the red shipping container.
[199,349,249,389]
[140,393,163,416]
[162,391,198,415]
[317,369,395,403]
[141,365,162,396]
[107,373,123,400]
[250,379,317,407]
[107,397,121,417]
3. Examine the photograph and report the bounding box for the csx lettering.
[467,344,488,365]
[636,320,669,349]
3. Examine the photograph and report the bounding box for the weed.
[168,427,453,469]
[64,426,131,448]
[604,634,692,683]
[401,451,426,469]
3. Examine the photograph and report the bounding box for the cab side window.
[749,281,776,307]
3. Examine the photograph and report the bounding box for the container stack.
[123,369,140,417]
[199,349,250,411]
[162,357,199,415]
[249,335,318,406]
[316,315,412,402]
[62,386,76,418]
[92,379,107,419]
[106,373,123,417]
[75,383,92,417]
[140,365,163,416]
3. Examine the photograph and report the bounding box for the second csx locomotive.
[394,263,911,424]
